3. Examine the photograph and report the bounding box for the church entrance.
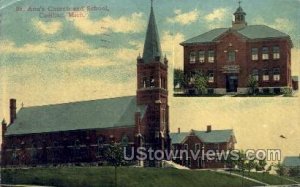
[226,75,238,92]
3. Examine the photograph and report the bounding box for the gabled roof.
[142,5,162,64]
[283,156,300,167]
[194,129,235,143]
[170,132,189,144]
[6,96,147,136]
[170,129,235,144]
[181,28,228,45]
[238,25,289,40]
[181,25,291,46]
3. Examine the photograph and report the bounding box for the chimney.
[178,128,181,134]
[207,125,212,133]
[10,99,17,124]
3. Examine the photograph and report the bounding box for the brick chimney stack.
[10,99,17,124]
[207,125,212,133]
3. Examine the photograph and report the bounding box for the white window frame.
[208,50,215,63]
[273,47,280,60]
[208,72,214,83]
[273,74,280,81]
[199,51,205,63]
[262,47,269,60]
[251,48,258,61]
[190,52,196,64]
[263,73,270,82]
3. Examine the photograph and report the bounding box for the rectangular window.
[199,51,205,63]
[208,70,214,83]
[273,46,280,59]
[263,69,269,81]
[251,48,258,61]
[252,69,259,81]
[273,68,281,81]
[208,50,215,63]
[228,51,236,62]
[190,51,196,63]
[262,47,269,60]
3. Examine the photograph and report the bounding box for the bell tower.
[136,0,170,154]
[232,1,247,30]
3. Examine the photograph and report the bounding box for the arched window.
[228,51,236,62]
[96,136,105,157]
[121,135,129,146]
[252,69,259,81]
[150,76,155,87]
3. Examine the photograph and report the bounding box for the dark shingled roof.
[283,156,300,167]
[170,129,235,144]
[142,5,162,63]
[181,25,291,45]
[6,96,147,136]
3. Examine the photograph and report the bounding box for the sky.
[0,0,299,159]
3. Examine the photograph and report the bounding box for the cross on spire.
[238,0,242,7]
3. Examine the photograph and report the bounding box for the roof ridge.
[21,95,136,109]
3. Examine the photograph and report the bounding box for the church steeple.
[232,1,247,30]
[142,0,162,63]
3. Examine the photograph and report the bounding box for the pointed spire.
[2,118,6,125]
[142,0,162,64]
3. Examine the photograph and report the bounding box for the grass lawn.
[1,167,261,187]
[231,171,299,185]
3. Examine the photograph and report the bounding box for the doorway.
[226,75,238,92]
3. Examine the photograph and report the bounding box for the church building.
[1,2,170,167]
[181,3,294,95]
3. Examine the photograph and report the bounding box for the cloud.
[33,19,62,35]
[116,41,143,61]
[252,17,295,33]
[204,8,230,29]
[161,31,185,68]
[68,12,145,35]
[0,40,50,54]
[0,39,92,54]
[167,9,199,25]
[205,8,228,22]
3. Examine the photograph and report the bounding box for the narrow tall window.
[273,46,280,59]
[208,70,214,83]
[262,47,269,60]
[251,48,258,61]
[273,68,280,81]
[262,69,269,81]
[199,51,205,63]
[252,69,259,81]
[208,50,215,63]
[142,77,147,88]
[150,76,155,87]
[190,51,196,63]
[228,51,236,62]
